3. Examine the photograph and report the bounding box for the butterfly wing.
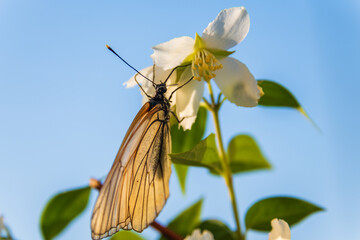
[91,102,171,239]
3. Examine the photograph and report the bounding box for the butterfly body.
[91,82,172,240]
[150,83,170,117]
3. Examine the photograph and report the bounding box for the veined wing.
[91,102,171,239]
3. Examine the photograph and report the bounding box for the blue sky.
[0,1,359,239]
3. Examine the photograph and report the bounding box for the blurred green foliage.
[245,196,324,231]
[40,187,91,240]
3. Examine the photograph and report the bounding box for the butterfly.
[91,46,192,239]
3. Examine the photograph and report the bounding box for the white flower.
[150,6,261,129]
[125,7,261,130]
[185,229,214,240]
[268,218,291,240]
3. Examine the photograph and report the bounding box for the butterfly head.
[155,83,167,95]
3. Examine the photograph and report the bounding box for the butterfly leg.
[170,111,185,123]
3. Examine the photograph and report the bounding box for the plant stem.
[150,221,183,240]
[206,82,244,240]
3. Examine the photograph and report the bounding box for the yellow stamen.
[191,49,222,82]
[257,85,264,97]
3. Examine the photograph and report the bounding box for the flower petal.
[269,219,291,240]
[202,7,250,50]
[214,57,260,107]
[176,67,204,130]
[124,66,153,88]
[151,36,195,70]
[185,229,214,240]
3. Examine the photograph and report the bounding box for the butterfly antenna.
[168,76,194,101]
[134,73,152,98]
[164,64,191,84]
[152,64,156,87]
[106,45,155,85]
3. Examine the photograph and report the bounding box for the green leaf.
[172,164,188,194]
[169,134,222,174]
[227,134,271,174]
[171,106,208,153]
[257,80,300,108]
[160,199,203,240]
[257,80,320,130]
[40,186,91,240]
[197,220,236,240]
[171,106,208,193]
[245,196,324,232]
[111,231,144,240]
[210,48,235,59]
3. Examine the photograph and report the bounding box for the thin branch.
[216,93,223,106]
[206,82,244,240]
[150,221,183,240]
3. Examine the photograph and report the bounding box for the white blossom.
[127,7,261,130]
[185,229,214,240]
[268,218,291,240]
[152,7,261,129]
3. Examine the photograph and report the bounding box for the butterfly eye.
[159,85,167,94]
[155,84,167,94]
